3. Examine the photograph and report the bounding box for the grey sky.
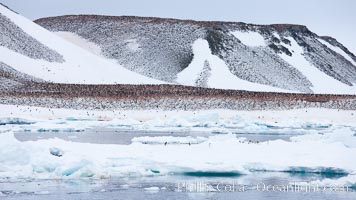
[1,0,355,53]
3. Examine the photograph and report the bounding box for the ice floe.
[0,104,355,186]
[0,126,355,186]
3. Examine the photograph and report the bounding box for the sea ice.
[0,127,355,186]
[49,147,64,157]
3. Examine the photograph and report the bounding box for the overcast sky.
[1,0,355,53]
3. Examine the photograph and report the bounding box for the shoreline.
[0,104,355,125]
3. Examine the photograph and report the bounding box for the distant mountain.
[0,4,163,86]
[1,3,355,94]
[34,15,356,94]
[0,4,355,111]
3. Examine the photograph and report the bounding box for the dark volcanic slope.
[35,16,356,92]
[0,13,64,62]
[0,62,44,91]
[38,16,205,82]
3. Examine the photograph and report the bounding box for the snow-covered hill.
[0,4,163,85]
[35,15,356,94]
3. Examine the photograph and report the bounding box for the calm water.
[1,174,355,200]
[14,127,297,144]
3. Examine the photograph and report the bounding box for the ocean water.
[1,173,355,200]
[14,128,296,144]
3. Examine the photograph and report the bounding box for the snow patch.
[318,38,356,67]
[54,31,102,56]
[125,39,141,52]
[231,31,266,47]
[176,39,293,93]
[272,32,281,40]
[278,37,356,94]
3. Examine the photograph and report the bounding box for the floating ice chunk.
[132,136,207,145]
[49,147,64,157]
[60,160,94,177]
[146,113,220,128]
[211,127,232,134]
[112,118,140,125]
[252,122,277,129]
[34,191,50,195]
[121,184,130,189]
[182,171,242,177]
[291,127,356,148]
[144,187,160,192]
[144,186,160,191]
[37,128,84,133]
[0,117,35,125]
[311,174,356,188]
[301,122,331,129]
[188,113,220,127]
[65,116,96,121]
[283,167,348,177]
